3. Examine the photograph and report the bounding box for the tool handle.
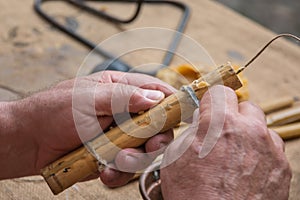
[41,64,242,195]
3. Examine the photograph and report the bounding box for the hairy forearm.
[0,100,38,179]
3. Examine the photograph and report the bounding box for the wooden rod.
[266,106,300,126]
[271,122,300,140]
[41,64,242,195]
[259,96,295,114]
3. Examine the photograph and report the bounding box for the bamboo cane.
[41,64,243,195]
[271,122,300,140]
[266,106,300,126]
[259,96,295,114]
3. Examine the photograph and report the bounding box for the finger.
[99,164,134,188]
[114,148,154,173]
[182,106,200,124]
[161,124,198,169]
[195,86,238,158]
[95,83,165,115]
[200,85,239,116]
[145,129,174,153]
[239,101,266,124]
[97,116,114,131]
[91,71,176,96]
[269,129,285,152]
[197,86,238,137]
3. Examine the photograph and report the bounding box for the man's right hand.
[161,85,291,200]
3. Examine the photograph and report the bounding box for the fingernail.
[125,154,138,165]
[143,90,164,102]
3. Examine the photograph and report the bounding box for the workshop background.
[0,0,300,199]
[216,0,300,37]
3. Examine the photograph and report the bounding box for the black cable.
[68,0,144,24]
[236,33,300,74]
[70,0,191,67]
[34,0,125,60]
[0,85,24,98]
[34,0,190,75]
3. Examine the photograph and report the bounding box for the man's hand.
[0,71,174,187]
[161,86,291,200]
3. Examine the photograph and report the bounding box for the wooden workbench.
[0,0,299,199]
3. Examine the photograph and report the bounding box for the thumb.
[196,86,238,158]
[95,83,165,116]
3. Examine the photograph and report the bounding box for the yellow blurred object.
[156,64,249,101]
[156,64,201,89]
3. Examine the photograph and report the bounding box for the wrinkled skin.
[0,71,174,187]
[161,86,292,200]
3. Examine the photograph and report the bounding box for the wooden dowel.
[266,106,300,126]
[259,96,295,114]
[271,122,300,140]
[41,64,242,195]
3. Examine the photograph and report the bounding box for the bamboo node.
[165,104,172,110]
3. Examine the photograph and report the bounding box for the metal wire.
[33,0,191,75]
[237,33,300,74]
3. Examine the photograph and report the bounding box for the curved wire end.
[236,66,246,74]
[236,33,300,74]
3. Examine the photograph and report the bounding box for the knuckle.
[199,111,212,124]
[250,119,269,140]
[276,153,292,180]
[223,112,238,131]
[269,129,285,151]
[98,71,114,83]
[245,101,261,110]
[98,70,108,79]
[277,152,290,168]
[224,111,236,123]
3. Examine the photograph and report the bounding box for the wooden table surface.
[0,0,299,199]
